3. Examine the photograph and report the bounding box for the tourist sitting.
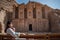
[5,20,20,40]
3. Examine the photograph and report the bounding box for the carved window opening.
[15,7,19,19]
[24,8,27,18]
[33,8,36,18]
[29,24,32,31]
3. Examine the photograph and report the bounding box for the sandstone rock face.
[48,10,60,32]
[0,0,18,12]
[0,0,17,33]
[12,2,50,32]
[0,0,60,33]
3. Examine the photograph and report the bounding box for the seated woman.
[5,21,21,40]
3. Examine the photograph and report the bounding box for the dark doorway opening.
[29,24,32,31]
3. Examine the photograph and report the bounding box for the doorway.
[29,24,32,31]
